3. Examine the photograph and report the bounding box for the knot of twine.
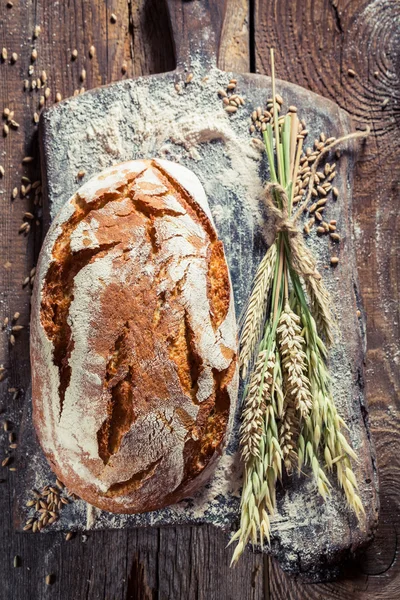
[263,182,321,281]
[264,183,299,237]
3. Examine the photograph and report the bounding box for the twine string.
[264,182,321,281]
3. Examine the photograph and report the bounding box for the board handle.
[165,0,224,68]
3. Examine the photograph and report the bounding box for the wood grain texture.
[0,0,398,597]
[165,0,250,71]
[254,0,400,597]
[219,0,250,72]
[165,0,224,66]
[0,1,263,600]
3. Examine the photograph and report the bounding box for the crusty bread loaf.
[31,158,238,514]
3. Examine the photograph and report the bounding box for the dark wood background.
[0,0,399,598]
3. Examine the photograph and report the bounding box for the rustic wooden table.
[0,1,399,598]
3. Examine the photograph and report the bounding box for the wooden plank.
[0,1,265,599]
[3,0,395,595]
[157,526,264,600]
[254,0,400,596]
[219,0,250,72]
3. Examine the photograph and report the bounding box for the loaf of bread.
[31,158,238,513]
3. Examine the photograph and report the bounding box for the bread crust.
[31,158,238,514]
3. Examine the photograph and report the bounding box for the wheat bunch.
[232,49,364,565]
[239,243,277,378]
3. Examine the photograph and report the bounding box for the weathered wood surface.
[0,0,398,599]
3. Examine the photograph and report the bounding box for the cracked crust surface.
[31,159,238,514]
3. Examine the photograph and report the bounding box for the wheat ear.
[290,239,335,346]
[301,313,363,516]
[305,276,335,347]
[232,348,281,565]
[279,403,298,473]
[239,347,277,461]
[239,243,277,378]
[239,351,268,462]
[323,401,365,517]
[277,303,313,418]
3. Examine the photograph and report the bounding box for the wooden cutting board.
[16,0,378,581]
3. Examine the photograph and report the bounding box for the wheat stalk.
[277,303,313,418]
[239,243,277,378]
